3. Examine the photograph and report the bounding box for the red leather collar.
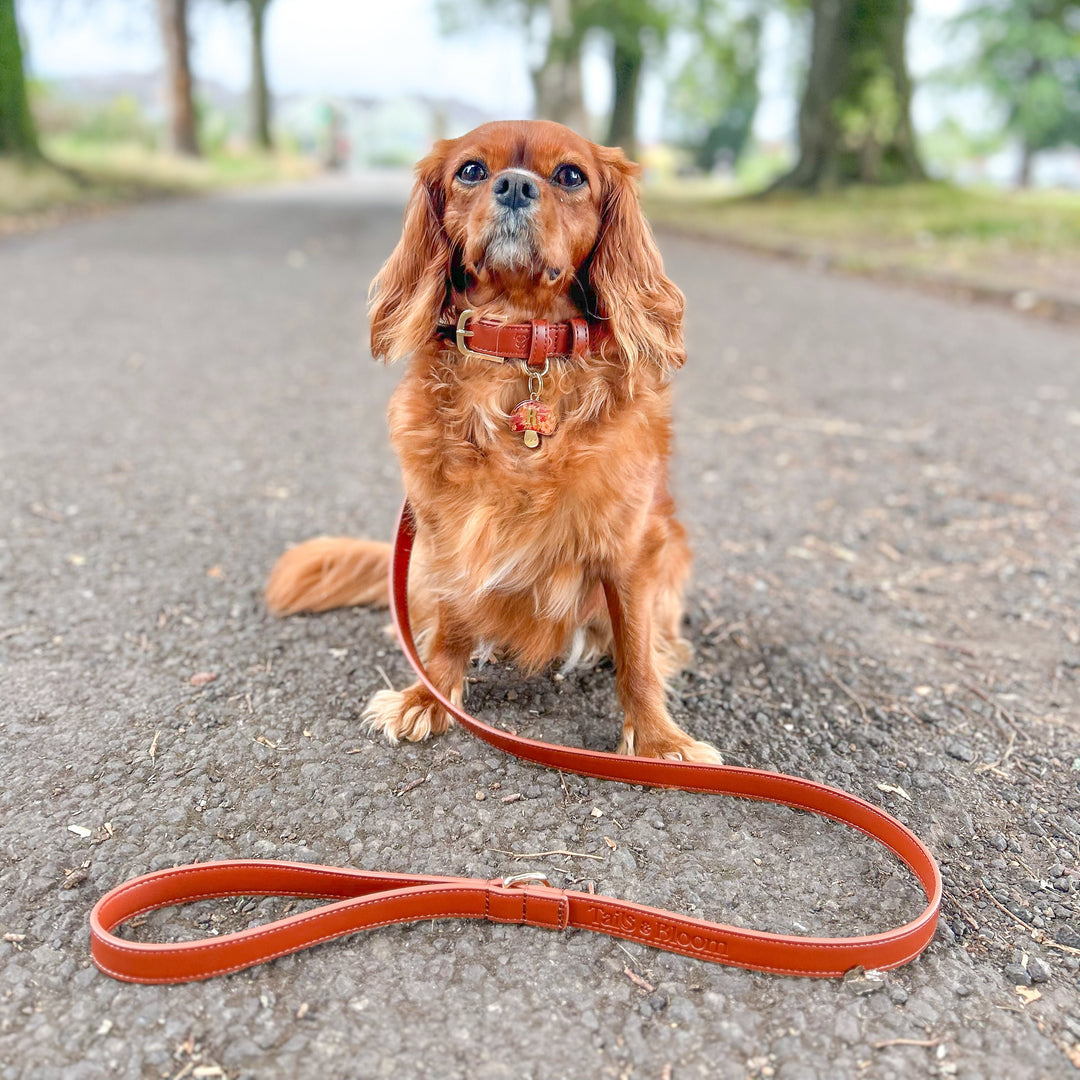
[442,310,598,369]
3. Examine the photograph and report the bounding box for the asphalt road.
[2,174,1079,1080]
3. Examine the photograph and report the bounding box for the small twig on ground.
[894,702,923,725]
[920,636,977,658]
[558,771,571,803]
[977,881,1080,955]
[962,679,1028,739]
[974,731,1017,777]
[827,672,870,723]
[393,775,429,797]
[980,881,1034,932]
[490,848,604,862]
[623,965,656,994]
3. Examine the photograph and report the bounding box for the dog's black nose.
[493,170,540,211]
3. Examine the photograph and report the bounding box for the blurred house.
[276,94,497,168]
[951,145,1080,190]
[42,73,497,168]
[40,72,244,137]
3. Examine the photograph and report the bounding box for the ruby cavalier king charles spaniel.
[266,120,721,764]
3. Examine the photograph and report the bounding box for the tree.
[225,0,275,150]
[436,0,589,130]
[531,0,589,131]
[773,0,925,189]
[667,1,762,172]
[157,0,199,156]
[953,0,1080,188]
[438,0,676,154]
[590,0,672,158]
[0,0,39,159]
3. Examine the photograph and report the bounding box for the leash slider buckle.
[501,871,551,889]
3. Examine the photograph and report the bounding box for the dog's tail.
[265,537,391,616]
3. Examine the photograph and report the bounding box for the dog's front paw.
[618,725,723,764]
[363,685,452,743]
[662,738,724,764]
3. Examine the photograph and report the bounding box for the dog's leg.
[603,575,721,763]
[363,607,472,743]
[651,513,694,681]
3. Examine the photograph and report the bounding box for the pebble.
[1028,957,1051,983]
[1004,963,1032,987]
[945,740,976,762]
[842,966,885,995]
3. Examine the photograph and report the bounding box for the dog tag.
[509,400,558,448]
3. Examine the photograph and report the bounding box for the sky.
[19,0,972,144]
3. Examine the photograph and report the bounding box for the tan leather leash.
[90,501,941,984]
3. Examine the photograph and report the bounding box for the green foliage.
[952,1,1080,156]
[667,2,763,172]
[584,0,673,48]
[38,91,158,148]
[921,117,1007,177]
[435,0,530,32]
[0,0,39,157]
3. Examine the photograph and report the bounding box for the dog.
[266,119,720,763]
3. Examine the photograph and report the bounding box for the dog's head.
[369,120,685,375]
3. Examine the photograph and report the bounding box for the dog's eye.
[552,164,586,189]
[456,161,488,184]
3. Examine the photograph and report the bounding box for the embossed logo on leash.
[584,905,728,956]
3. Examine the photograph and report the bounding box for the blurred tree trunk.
[0,0,40,159]
[247,0,272,150]
[606,34,644,159]
[1017,139,1035,189]
[531,0,587,131]
[773,0,925,189]
[158,0,200,157]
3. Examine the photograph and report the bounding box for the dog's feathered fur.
[266,120,720,761]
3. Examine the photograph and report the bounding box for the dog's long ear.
[588,147,686,377]
[368,147,451,362]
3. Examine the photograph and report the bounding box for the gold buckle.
[455,309,489,361]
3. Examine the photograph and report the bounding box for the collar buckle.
[455,309,490,361]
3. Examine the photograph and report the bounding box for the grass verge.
[0,138,316,230]
[644,181,1080,318]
